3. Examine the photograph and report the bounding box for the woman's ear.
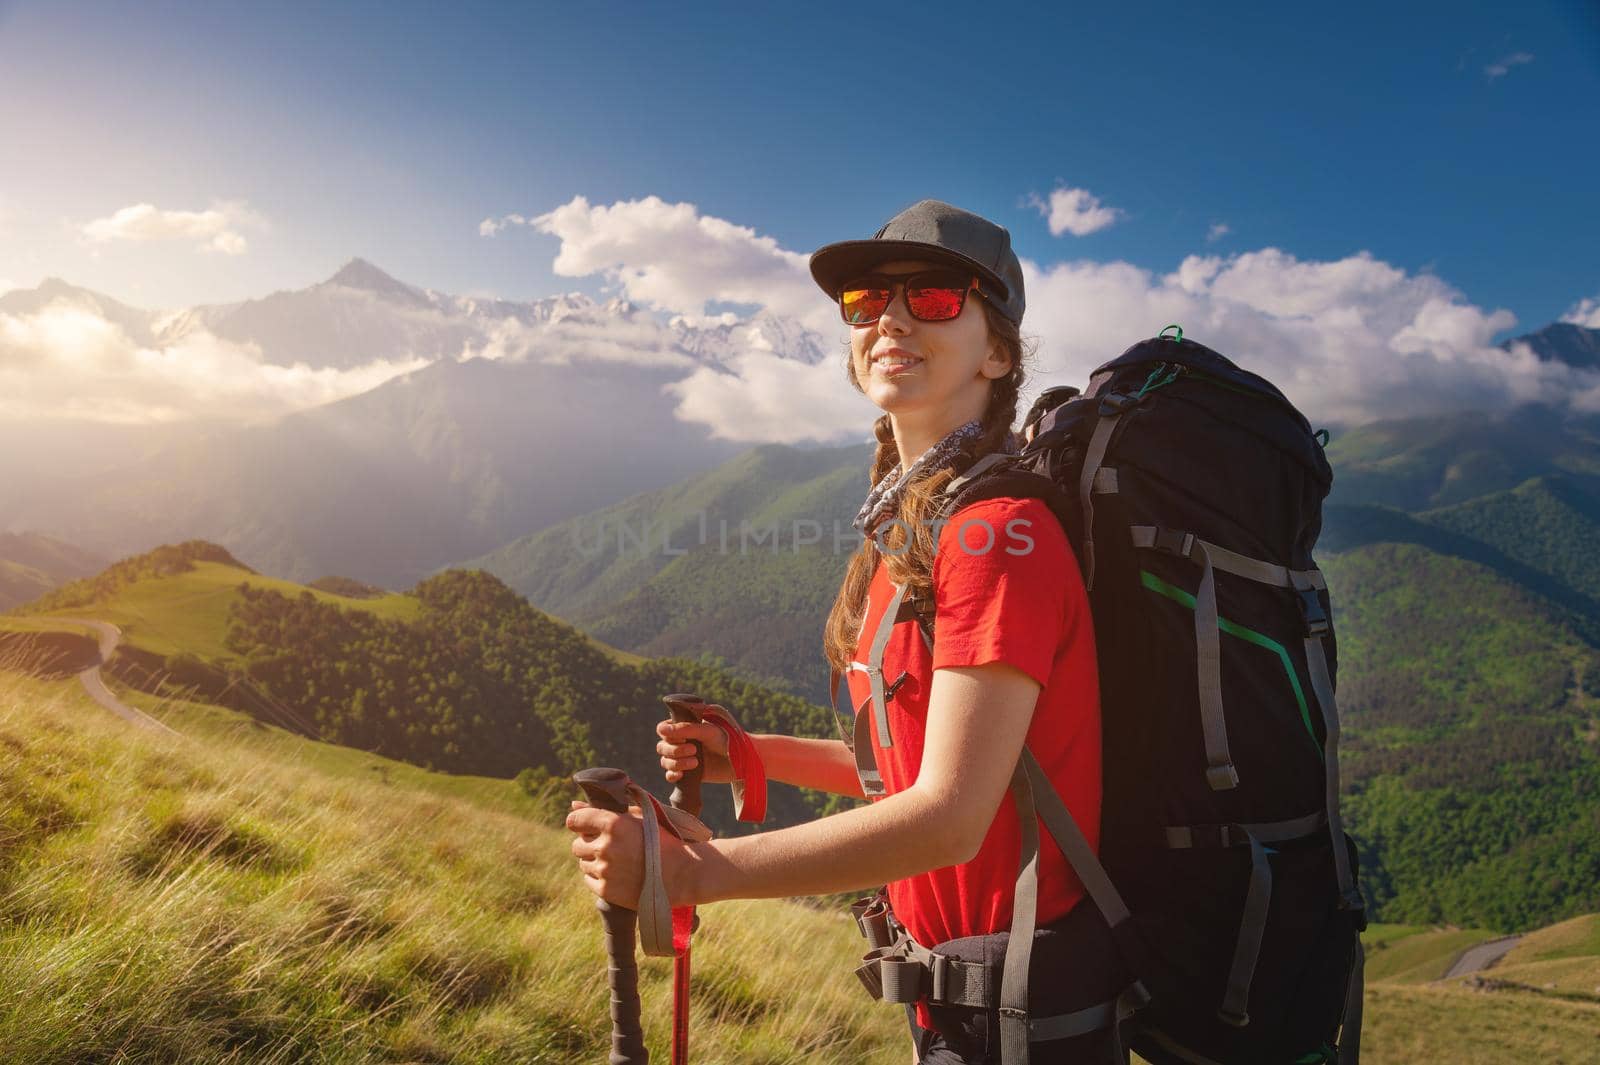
[981,340,1013,380]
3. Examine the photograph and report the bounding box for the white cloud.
[1016,246,1600,426]
[479,212,528,237]
[1028,186,1124,237]
[1485,52,1534,80]
[666,350,876,444]
[474,195,861,440]
[1207,222,1231,243]
[1561,295,1600,329]
[529,195,829,331]
[456,307,696,370]
[0,299,425,424]
[503,193,1600,441]
[80,200,264,255]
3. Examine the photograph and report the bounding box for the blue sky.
[1,0,1596,341]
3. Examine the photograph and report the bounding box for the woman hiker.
[567,199,1130,1063]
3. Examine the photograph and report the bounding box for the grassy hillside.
[1360,924,1503,984]
[1491,914,1600,999]
[14,541,420,660]
[0,669,903,1064]
[1354,919,1600,1063]
[5,542,838,838]
[6,669,1599,1062]
[471,442,869,615]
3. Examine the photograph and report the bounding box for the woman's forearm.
[754,733,865,799]
[686,783,965,903]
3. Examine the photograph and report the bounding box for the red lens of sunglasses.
[839,271,977,325]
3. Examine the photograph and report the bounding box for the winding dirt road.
[1443,934,1523,980]
[59,618,182,737]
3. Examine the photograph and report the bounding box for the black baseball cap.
[809,199,1025,324]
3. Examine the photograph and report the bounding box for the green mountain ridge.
[0,531,106,611]
[1324,542,1600,928]
[6,540,840,840]
[1323,405,1600,510]
[1421,474,1600,609]
[467,441,873,701]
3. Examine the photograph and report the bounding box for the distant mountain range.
[5,262,1595,591]
[0,532,105,612]
[0,259,832,371]
[0,261,843,585]
[1502,320,1600,371]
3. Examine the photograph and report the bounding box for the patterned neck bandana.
[853,419,987,542]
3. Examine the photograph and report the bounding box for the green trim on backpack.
[1139,570,1322,755]
[1136,362,1182,398]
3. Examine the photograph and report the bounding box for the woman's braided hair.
[822,300,1030,676]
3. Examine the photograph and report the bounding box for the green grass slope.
[6,669,1599,1063]
[7,541,837,837]
[12,541,420,661]
[0,670,904,1064]
[1359,924,1503,984]
[1321,500,1600,644]
[1356,916,1600,1062]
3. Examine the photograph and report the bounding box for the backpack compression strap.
[1129,526,1361,910]
[1130,526,1240,791]
[1130,526,1364,1054]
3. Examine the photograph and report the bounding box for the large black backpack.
[919,328,1367,1064]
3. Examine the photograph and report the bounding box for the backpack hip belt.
[849,891,1149,1046]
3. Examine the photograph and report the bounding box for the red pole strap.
[671,949,692,1065]
[697,705,768,823]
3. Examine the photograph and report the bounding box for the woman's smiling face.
[848,258,1012,418]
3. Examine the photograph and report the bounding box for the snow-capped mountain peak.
[317,257,433,308]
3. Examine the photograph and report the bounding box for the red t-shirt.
[845,495,1102,1023]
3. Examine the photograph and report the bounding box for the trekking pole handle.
[661,693,708,818]
[572,767,650,1065]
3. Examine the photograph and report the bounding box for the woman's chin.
[864,379,928,410]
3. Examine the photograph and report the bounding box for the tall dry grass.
[0,669,906,1063]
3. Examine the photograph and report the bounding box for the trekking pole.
[660,694,709,1065]
[572,767,650,1065]
[661,693,709,818]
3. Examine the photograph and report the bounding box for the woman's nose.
[876,290,913,335]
